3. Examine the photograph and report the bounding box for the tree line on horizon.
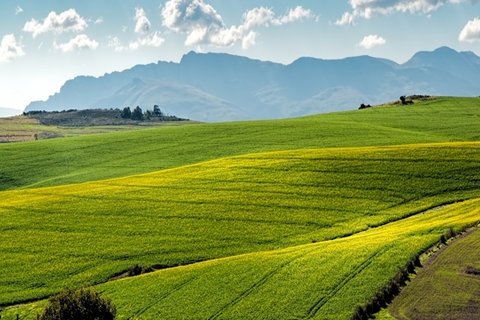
[120,105,164,121]
[23,105,188,122]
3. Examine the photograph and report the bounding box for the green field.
[0,114,187,143]
[1,97,480,319]
[379,228,480,320]
[1,97,480,191]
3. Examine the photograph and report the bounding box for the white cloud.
[130,32,165,50]
[15,6,23,15]
[242,7,275,29]
[94,17,104,25]
[337,0,475,25]
[162,0,224,33]
[242,31,256,49]
[161,0,314,49]
[23,9,87,37]
[134,7,151,34]
[108,36,126,52]
[54,34,98,52]
[459,17,480,42]
[272,6,313,25]
[109,32,165,52]
[0,34,25,62]
[336,12,355,26]
[359,34,386,49]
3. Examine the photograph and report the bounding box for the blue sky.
[1,0,480,110]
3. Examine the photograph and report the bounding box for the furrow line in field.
[304,247,388,319]
[207,249,316,320]
[132,276,197,318]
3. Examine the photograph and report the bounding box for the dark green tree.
[153,105,163,116]
[38,288,116,320]
[131,106,144,121]
[145,110,152,120]
[120,107,131,119]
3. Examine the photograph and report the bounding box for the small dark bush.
[37,288,116,320]
[351,305,368,320]
[399,96,414,105]
[440,228,456,244]
[413,255,422,268]
[358,103,372,110]
[465,266,480,276]
[128,264,153,276]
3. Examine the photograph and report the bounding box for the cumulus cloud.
[162,0,224,33]
[161,0,314,49]
[23,9,87,37]
[242,31,257,49]
[130,32,165,50]
[109,32,165,52]
[54,34,98,52]
[337,0,475,25]
[0,34,25,62]
[272,6,313,25]
[359,34,386,49]
[108,36,125,52]
[107,8,165,52]
[242,7,275,29]
[134,7,151,34]
[459,17,480,42]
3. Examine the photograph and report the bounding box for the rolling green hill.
[1,97,480,319]
[2,190,479,319]
[1,143,480,308]
[1,97,479,191]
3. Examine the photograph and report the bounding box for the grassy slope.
[1,97,480,319]
[1,143,480,306]
[3,196,480,319]
[380,229,480,320]
[1,97,479,191]
[0,114,187,143]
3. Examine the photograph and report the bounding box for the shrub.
[358,103,372,110]
[465,266,480,276]
[37,288,116,320]
[350,305,368,320]
[127,264,153,277]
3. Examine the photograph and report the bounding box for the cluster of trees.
[120,105,163,121]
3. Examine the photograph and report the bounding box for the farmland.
[1,97,480,191]
[380,228,480,320]
[0,114,187,143]
[1,97,480,319]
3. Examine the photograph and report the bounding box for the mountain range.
[25,46,480,122]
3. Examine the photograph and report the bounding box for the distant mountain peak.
[433,46,458,54]
[25,48,480,121]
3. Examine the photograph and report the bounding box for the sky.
[1,0,480,111]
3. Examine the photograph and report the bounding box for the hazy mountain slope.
[95,78,248,121]
[25,47,480,121]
